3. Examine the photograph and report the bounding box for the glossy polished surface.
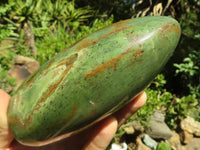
[7,16,181,146]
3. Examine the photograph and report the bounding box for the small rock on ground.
[183,138,200,150]
[7,55,40,89]
[180,116,200,137]
[146,111,173,140]
[180,130,193,144]
[136,136,151,150]
[167,131,182,150]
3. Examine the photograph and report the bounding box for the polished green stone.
[7,16,181,146]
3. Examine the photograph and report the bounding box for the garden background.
[0,0,200,149]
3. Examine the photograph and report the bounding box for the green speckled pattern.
[7,16,181,145]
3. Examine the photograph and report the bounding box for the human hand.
[0,89,146,150]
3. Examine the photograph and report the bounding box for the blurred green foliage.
[157,142,171,150]
[0,67,16,90]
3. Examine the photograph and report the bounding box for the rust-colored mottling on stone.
[8,94,23,127]
[98,24,134,42]
[8,97,30,128]
[7,115,22,127]
[163,24,180,35]
[22,62,75,127]
[48,105,77,132]
[133,46,144,59]
[24,82,61,126]
[102,19,131,30]
[59,105,76,125]
[76,39,96,51]
[19,73,35,90]
[45,58,55,70]
[38,54,77,81]
[18,58,54,90]
[56,53,78,68]
[86,47,132,78]
[76,24,134,52]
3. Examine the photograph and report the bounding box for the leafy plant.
[174,57,199,76]
[8,0,43,24]
[174,51,200,99]
[0,2,19,42]
[157,142,171,150]
[165,95,198,128]
[41,0,93,32]
[149,74,167,93]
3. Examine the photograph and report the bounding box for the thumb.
[0,89,14,149]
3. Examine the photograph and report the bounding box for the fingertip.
[113,91,147,126]
[134,91,147,109]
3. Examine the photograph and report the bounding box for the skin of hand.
[0,89,146,150]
